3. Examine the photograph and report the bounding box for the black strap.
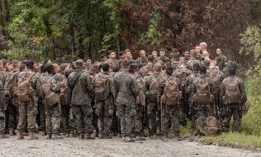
[72,72,84,90]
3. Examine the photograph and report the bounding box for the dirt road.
[0,135,260,157]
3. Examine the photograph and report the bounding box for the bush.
[241,67,261,136]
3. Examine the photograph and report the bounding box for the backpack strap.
[72,71,84,90]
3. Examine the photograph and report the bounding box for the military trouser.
[220,104,242,132]
[0,110,5,134]
[147,102,159,136]
[161,104,180,136]
[60,105,70,133]
[116,103,136,137]
[17,101,37,133]
[196,103,214,118]
[45,103,61,134]
[95,100,114,136]
[134,104,144,135]
[72,105,94,134]
[38,98,46,131]
[7,102,18,130]
[213,89,220,118]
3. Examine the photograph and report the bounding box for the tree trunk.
[4,0,9,22]
[0,0,6,36]
[69,16,76,57]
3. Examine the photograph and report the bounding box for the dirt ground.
[0,134,260,157]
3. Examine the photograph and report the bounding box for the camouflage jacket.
[18,69,41,101]
[114,70,138,105]
[173,67,192,87]
[95,71,116,99]
[42,73,61,93]
[136,57,148,65]
[220,76,246,104]
[191,74,214,98]
[0,72,7,112]
[187,59,200,69]
[68,70,94,106]
[144,72,161,94]
[215,54,227,71]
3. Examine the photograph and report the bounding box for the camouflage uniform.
[173,67,192,124]
[145,72,161,136]
[220,76,246,132]
[136,57,148,65]
[0,72,7,134]
[154,56,170,64]
[207,67,224,118]
[4,70,19,132]
[159,75,182,137]
[215,54,227,71]
[17,69,41,133]
[191,74,214,118]
[186,71,199,130]
[38,72,48,132]
[114,70,138,137]
[187,59,200,70]
[133,75,145,136]
[54,73,69,133]
[68,71,95,134]
[94,72,115,137]
[42,74,61,134]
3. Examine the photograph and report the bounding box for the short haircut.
[192,63,200,71]
[129,63,138,74]
[60,63,69,71]
[160,48,167,52]
[199,65,207,74]
[165,66,173,75]
[147,55,154,62]
[121,59,130,69]
[12,60,19,68]
[65,69,73,78]
[153,63,162,72]
[44,58,50,65]
[228,66,236,76]
[102,63,110,72]
[24,59,34,69]
[40,65,47,73]
[45,64,54,74]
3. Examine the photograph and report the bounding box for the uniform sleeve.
[86,75,94,98]
[131,76,139,98]
[109,77,116,100]
[51,78,60,93]
[238,79,247,102]
[158,77,165,96]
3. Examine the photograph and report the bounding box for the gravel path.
[0,135,260,157]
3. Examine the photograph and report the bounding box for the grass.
[199,132,261,148]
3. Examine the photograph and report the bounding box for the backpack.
[225,78,241,104]
[14,73,35,102]
[147,76,160,102]
[204,116,219,136]
[8,72,19,98]
[95,75,110,101]
[162,77,181,105]
[193,77,213,104]
[136,77,146,106]
[42,77,60,106]
[208,69,222,88]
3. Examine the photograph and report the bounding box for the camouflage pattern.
[159,75,181,136]
[114,70,138,137]
[68,70,95,134]
[191,74,214,118]
[17,69,41,133]
[215,54,227,71]
[4,70,19,131]
[42,74,61,134]
[133,75,145,135]
[135,57,148,65]
[94,72,115,137]
[38,72,48,131]
[220,76,246,132]
[145,72,161,136]
[0,72,7,133]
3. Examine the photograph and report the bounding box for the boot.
[46,133,52,139]
[85,133,95,140]
[121,137,126,142]
[28,132,39,140]
[52,133,63,139]
[42,131,47,136]
[0,133,9,139]
[98,133,103,139]
[124,136,135,142]
[79,133,84,139]
[17,132,24,140]
[9,129,15,136]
